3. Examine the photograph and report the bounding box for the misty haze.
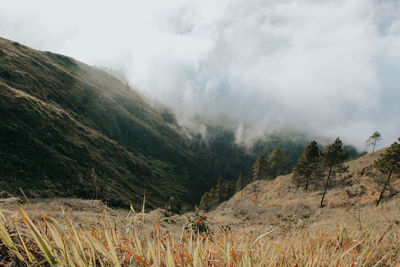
[0,0,399,265]
[1,0,399,148]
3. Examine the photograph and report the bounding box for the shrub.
[186,209,209,233]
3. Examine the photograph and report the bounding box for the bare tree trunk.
[320,165,333,208]
[372,139,377,153]
[376,170,392,207]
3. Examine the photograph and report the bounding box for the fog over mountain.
[1,0,399,149]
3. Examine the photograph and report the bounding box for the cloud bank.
[0,0,399,149]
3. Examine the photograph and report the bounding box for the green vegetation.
[199,177,234,211]
[252,133,309,175]
[268,147,286,179]
[0,37,194,209]
[292,141,321,190]
[252,147,287,183]
[252,154,268,182]
[160,110,176,124]
[320,138,349,207]
[235,172,248,192]
[373,138,400,206]
[367,131,382,153]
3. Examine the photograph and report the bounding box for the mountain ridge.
[1,37,351,209]
[0,37,200,208]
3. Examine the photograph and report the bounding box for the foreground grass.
[0,205,399,266]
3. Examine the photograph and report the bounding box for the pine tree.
[366,131,382,153]
[320,138,348,207]
[268,147,286,179]
[373,138,400,206]
[292,141,320,190]
[235,172,247,192]
[252,154,268,181]
[216,176,224,203]
[200,176,236,210]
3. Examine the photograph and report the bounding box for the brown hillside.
[207,149,399,227]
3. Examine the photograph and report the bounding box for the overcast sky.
[1,0,399,149]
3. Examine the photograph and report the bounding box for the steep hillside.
[0,37,210,208]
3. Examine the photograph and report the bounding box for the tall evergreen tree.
[366,131,382,153]
[268,147,286,179]
[292,141,320,190]
[320,138,348,207]
[199,177,235,210]
[252,154,268,181]
[235,172,247,192]
[373,138,400,206]
[216,176,224,203]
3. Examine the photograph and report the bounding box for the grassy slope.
[0,150,399,265]
[0,37,199,208]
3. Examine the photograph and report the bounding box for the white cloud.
[0,0,399,149]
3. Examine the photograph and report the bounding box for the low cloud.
[0,0,399,149]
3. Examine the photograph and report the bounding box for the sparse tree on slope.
[216,176,224,203]
[235,172,247,192]
[199,176,235,210]
[373,138,400,206]
[320,138,348,207]
[268,147,286,179]
[366,131,382,153]
[252,154,268,181]
[292,141,320,191]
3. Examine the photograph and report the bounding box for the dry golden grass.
[1,151,399,266]
[213,149,399,228]
[1,199,400,266]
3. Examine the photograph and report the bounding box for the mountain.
[1,37,336,209]
[1,37,267,208]
[0,37,207,208]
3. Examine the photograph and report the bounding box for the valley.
[0,37,316,210]
[0,36,399,266]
